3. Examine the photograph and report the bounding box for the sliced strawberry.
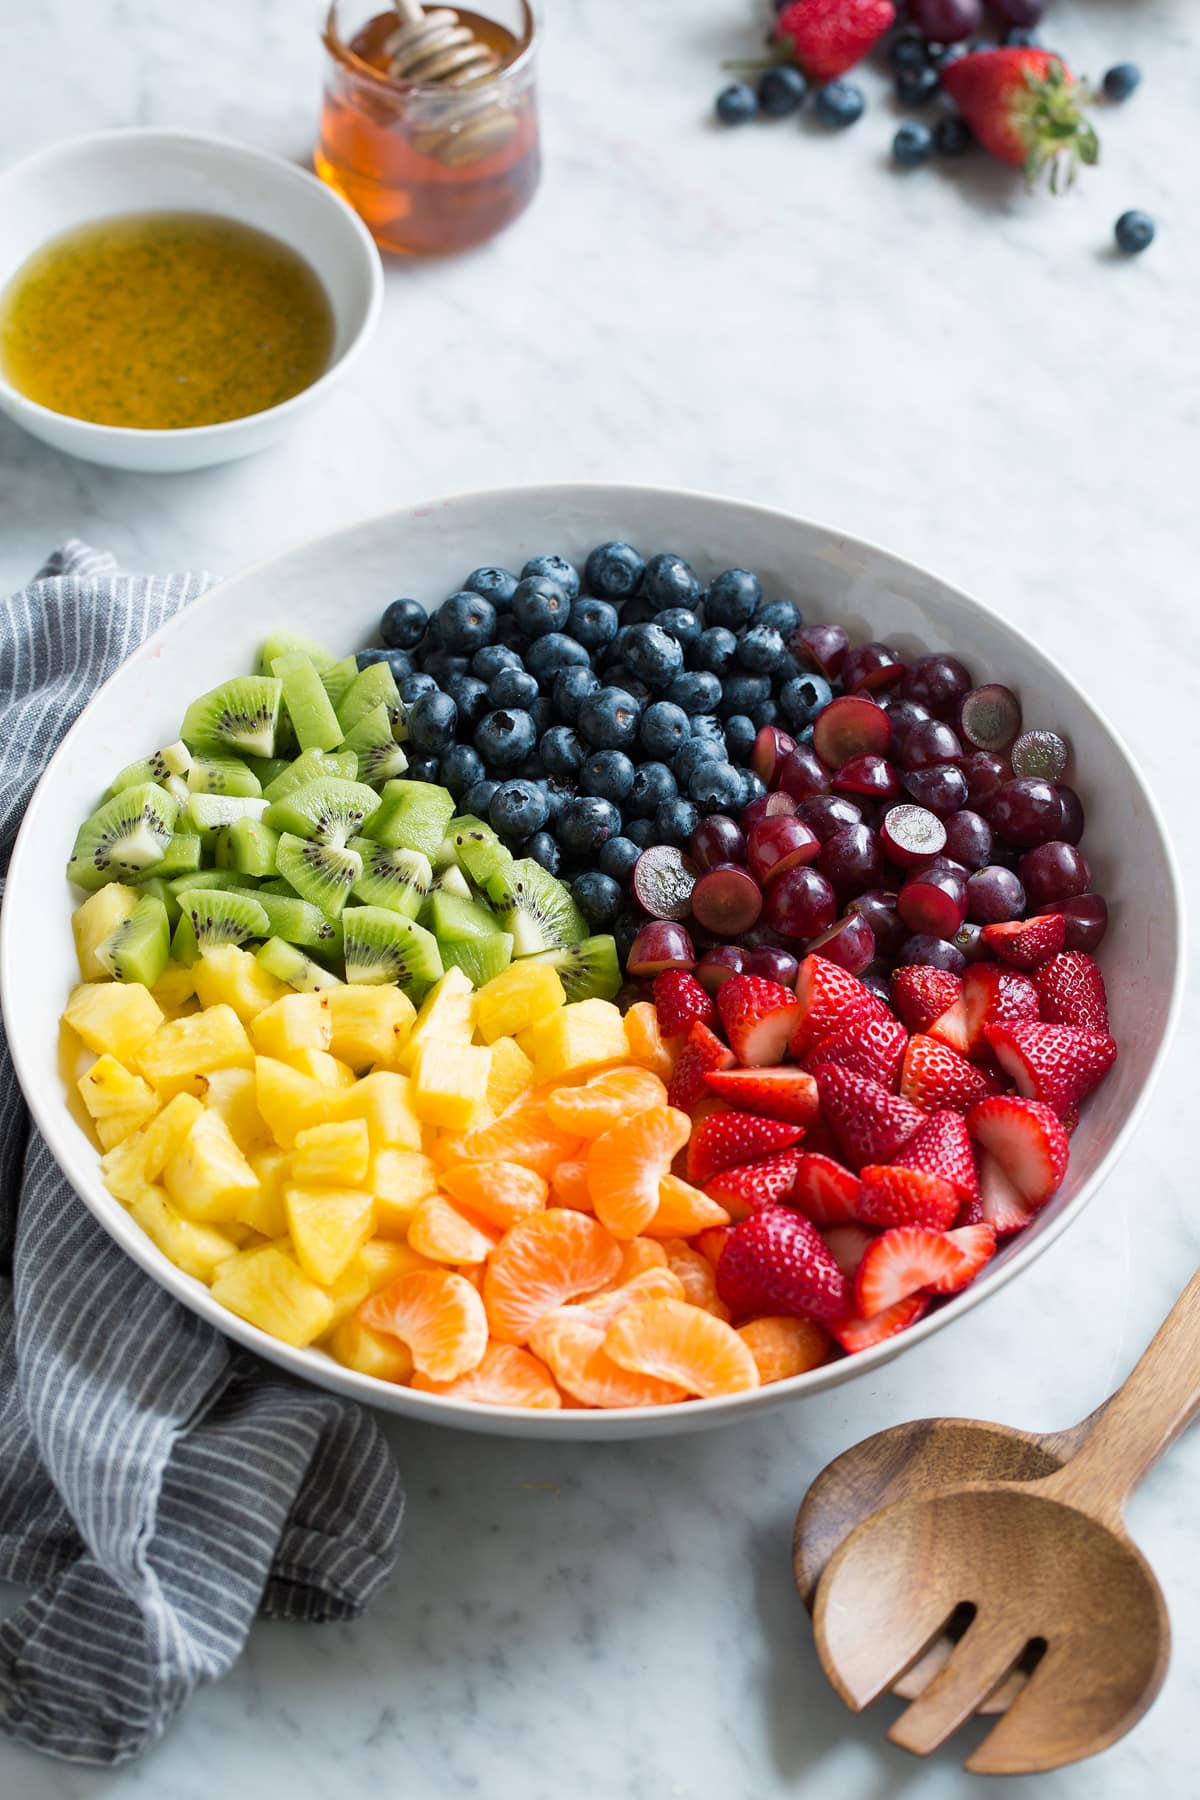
[978,1149,1037,1234]
[790,1151,861,1226]
[705,1149,803,1220]
[715,1204,848,1325]
[899,1034,1002,1114]
[653,968,716,1038]
[791,954,887,1057]
[815,1065,925,1171]
[703,1065,819,1126]
[902,1110,979,1205]
[830,1293,927,1354]
[982,913,1066,970]
[929,963,1039,1058]
[717,973,801,1068]
[890,964,962,1035]
[1033,951,1109,1033]
[820,1223,873,1278]
[801,1009,909,1088]
[686,1110,805,1184]
[986,1020,1117,1116]
[856,1163,959,1231]
[927,1222,997,1294]
[967,1094,1070,1206]
[667,1020,734,1109]
[854,1226,969,1318]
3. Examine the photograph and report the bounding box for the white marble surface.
[2,0,1199,1793]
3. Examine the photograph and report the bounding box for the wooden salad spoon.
[812,1268,1200,1773]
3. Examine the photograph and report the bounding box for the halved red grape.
[795,623,849,679]
[631,845,697,920]
[841,642,906,695]
[690,814,746,872]
[898,933,967,976]
[812,695,892,770]
[1019,841,1092,906]
[762,866,837,940]
[902,763,968,817]
[966,865,1026,924]
[849,888,907,957]
[832,754,901,801]
[818,825,884,899]
[897,867,968,940]
[745,946,801,986]
[695,944,747,995]
[751,724,798,788]
[626,920,696,976]
[795,793,864,843]
[775,744,831,800]
[959,684,1022,752]
[806,910,876,975]
[902,654,972,719]
[1036,893,1107,952]
[691,864,763,936]
[899,718,963,771]
[987,777,1064,848]
[1056,784,1084,845]
[960,750,1011,808]
[1011,729,1069,781]
[747,815,821,884]
[741,790,800,828]
[942,809,992,870]
[880,804,946,867]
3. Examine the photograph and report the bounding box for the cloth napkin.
[0,543,403,1766]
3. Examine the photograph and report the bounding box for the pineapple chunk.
[73,884,138,981]
[285,1185,375,1285]
[321,1255,372,1329]
[292,1120,371,1186]
[63,981,163,1064]
[328,1071,421,1149]
[327,1314,414,1383]
[239,1148,291,1238]
[142,1092,206,1181]
[475,961,565,1044]
[77,1054,158,1124]
[139,1005,253,1099]
[202,1067,268,1155]
[95,1109,160,1151]
[211,1243,334,1347]
[410,1039,492,1130]
[325,984,416,1071]
[485,1034,536,1115]
[163,1109,260,1222]
[100,1130,154,1204]
[129,1186,241,1283]
[193,945,289,1022]
[288,1048,356,1088]
[150,962,198,1017]
[370,1149,439,1238]
[254,1056,336,1146]
[359,1237,432,1293]
[396,967,476,1073]
[518,998,629,1082]
[250,991,332,1060]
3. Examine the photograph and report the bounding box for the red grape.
[1011,729,1069,782]
[691,864,763,936]
[953,920,989,963]
[741,790,800,827]
[903,763,969,817]
[751,724,797,788]
[959,685,1021,753]
[695,944,747,995]
[966,864,1025,924]
[763,866,837,940]
[1056,784,1085,845]
[902,653,973,718]
[910,0,983,41]
[849,889,907,957]
[883,698,933,748]
[775,744,831,800]
[840,642,906,695]
[813,695,892,770]
[745,946,801,987]
[880,804,946,867]
[819,825,885,899]
[899,718,963,771]
[832,754,902,801]
[795,623,849,679]
[1036,893,1107,953]
[806,911,876,975]
[632,845,697,919]
[987,777,1064,848]
[690,814,746,871]
[898,933,967,976]
[991,0,1044,26]
[747,815,821,884]
[898,867,968,940]
[795,794,863,843]
[941,809,993,870]
[626,920,696,976]
[1020,841,1092,906]
[961,750,1011,808]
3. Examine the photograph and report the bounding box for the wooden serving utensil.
[812,1269,1200,1774]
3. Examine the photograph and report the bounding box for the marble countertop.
[2,0,1199,1794]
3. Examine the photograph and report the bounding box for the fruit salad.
[59,541,1118,1410]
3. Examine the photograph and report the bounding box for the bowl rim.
[0,126,384,446]
[2,481,1186,1433]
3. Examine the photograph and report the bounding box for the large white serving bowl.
[0,129,382,472]
[1,486,1183,1438]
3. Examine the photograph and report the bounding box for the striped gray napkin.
[0,543,403,1766]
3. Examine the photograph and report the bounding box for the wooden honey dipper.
[384,1,500,87]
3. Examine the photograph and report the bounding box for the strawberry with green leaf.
[941,49,1099,190]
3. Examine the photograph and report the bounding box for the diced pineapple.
[358,1237,432,1293]
[142,1091,206,1181]
[326,1314,414,1383]
[325,984,416,1071]
[328,1071,421,1149]
[410,1039,493,1130]
[370,1148,439,1238]
[517,998,629,1082]
[150,962,198,1017]
[129,1186,241,1283]
[193,944,289,1022]
[95,1109,159,1151]
[475,961,565,1044]
[250,991,332,1060]
[321,1255,372,1329]
[239,1148,291,1238]
[77,1054,158,1123]
[292,1120,371,1186]
[100,1131,152,1204]
[139,1005,254,1099]
[63,981,164,1064]
[287,1048,356,1088]
[211,1243,335,1347]
[485,1034,536,1115]
[73,884,138,981]
[285,1185,375,1285]
[396,967,476,1073]
[163,1109,261,1223]
[254,1056,336,1146]
[202,1067,268,1155]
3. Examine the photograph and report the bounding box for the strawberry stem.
[1019,59,1100,192]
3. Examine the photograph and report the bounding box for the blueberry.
[493,613,527,650]
[754,598,803,636]
[758,65,807,115]
[552,664,601,723]
[740,770,767,807]
[418,648,470,683]
[667,669,722,715]
[464,566,519,609]
[488,666,540,710]
[704,568,761,629]
[578,686,640,750]
[674,736,724,785]
[399,671,438,705]
[889,31,930,71]
[748,697,779,729]
[602,624,631,666]
[640,700,691,759]
[624,622,686,690]
[690,714,727,748]
[474,708,538,769]
[655,796,700,846]
[569,596,619,652]
[438,742,486,799]
[407,688,458,754]
[1115,209,1154,255]
[512,576,570,638]
[624,819,656,850]
[380,597,427,650]
[472,644,523,682]
[737,624,785,672]
[688,760,744,813]
[490,779,550,841]
[613,907,645,957]
[462,777,500,818]
[655,606,702,648]
[626,760,678,819]
[780,671,833,729]
[717,672,770,717]
[1103,62,1141,102]
[538,780,568,826]
[442,672,489,725]
[935,114,972,157]
[521,554,580,601]
[817,78,866,126]
[356,648,413,681]
[600,665,651,708]
[599,835,642,884]
[896,65,940,106]
[582,749,636,803]
[529,695,553,737]
[641,552,702,611]
[526,632,591,683]
[525,831,561,875]
[894,120,936,166]
[559,796,622,855]
[571,870,622,929]
[715,82,758,125]
[724,713,756,763]
[691,626,739,674]
[406,754,440,783]
[436,591,496,655]
[541,724,586,777]
[584,541,645,600]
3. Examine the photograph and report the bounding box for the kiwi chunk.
[447,815,512,886]
[434,863,473,901]
[424,890,499,941]
[96,894,171,986]
[335,662,405,740]
[127,875,181,929]
[180,888,270,951]
[264,777,380,848]
[320,654,360,711]
[526,935,621,1003]
[68,783,179,890]
[341,905,443,993]
[272,651,344,753]
[107,740,192,795]
[257,631,334,676]
[133,833,202,879]
[188,794,269,832]
[217,816,280,879]
[256,936,343,992]
[485,859,587,956]
[170,869,259,898]
[252,889,340,949]
[365,779,456,860]
[186,754,263,798]
[182,676,282,759]
[339,703,410,787]
[275,832,361,920]
[442,932,514,987]
[261,748,358,803]
[243,755,292,789]
[348,839,432,918]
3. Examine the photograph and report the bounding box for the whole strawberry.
[941,49,1099,190]
[716,1204,849,1325]
[774,0,896,84]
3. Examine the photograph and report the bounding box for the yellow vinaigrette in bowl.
[0,211,335,430]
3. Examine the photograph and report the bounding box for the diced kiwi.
[128,874,181,928]
[335,662,404,739]
[275,832,361,920]
[256,936,343,992]
[442,932,514,987]
[107,740,192,795]
[526,934,621,1003]
[261,748,358,803]
[134,833,202,879]
[272,651,344,753]
[96,893,171,986]
[243,755,292,789]
[263,777,381,848]
[339,703,410,786]
[216,816,281,879]
[341,905,443,993]
[485,859,587,956]
[256,631,334,676]
[250,888,339,949]
[170,869,259,898]
[434,863,473,901]
[68,783,179,890]
[179,888,270,954]
[187,754,263,798]
[365,779,456,860]
[424,890,499,941]
[182,676,283,759]
[348,839,432,918]
[320,654,360,711]
[188,794,269,832]
[447,815,513,886]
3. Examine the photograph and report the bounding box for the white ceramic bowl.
[1,486,1183,1437]
[0,129,382,472]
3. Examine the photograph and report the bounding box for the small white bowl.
[0,128,383,472]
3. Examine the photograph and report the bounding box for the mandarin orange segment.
[548,1156,593,1213]
[661,1238,732,1322]
[529,1309,688,1409]
[440,1159,548,1229]
[411,1342,562,1409]
[575,1264,685,1325]
[613,1236,669,1283]
[483,1209,623,1344]
[586,1105,691,1240]
[407,1195,500,1266]
[436,1097,580,1178]
[359,1269,487,1381]
[604,1297,760,1398]
[644,1172,731,1239]
[623,1001,678,1081]
[544,1066,668,1137]
[693,1225,731,1272]
[737,1315,832,1384]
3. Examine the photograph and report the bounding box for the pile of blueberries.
[357,545,835,937]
